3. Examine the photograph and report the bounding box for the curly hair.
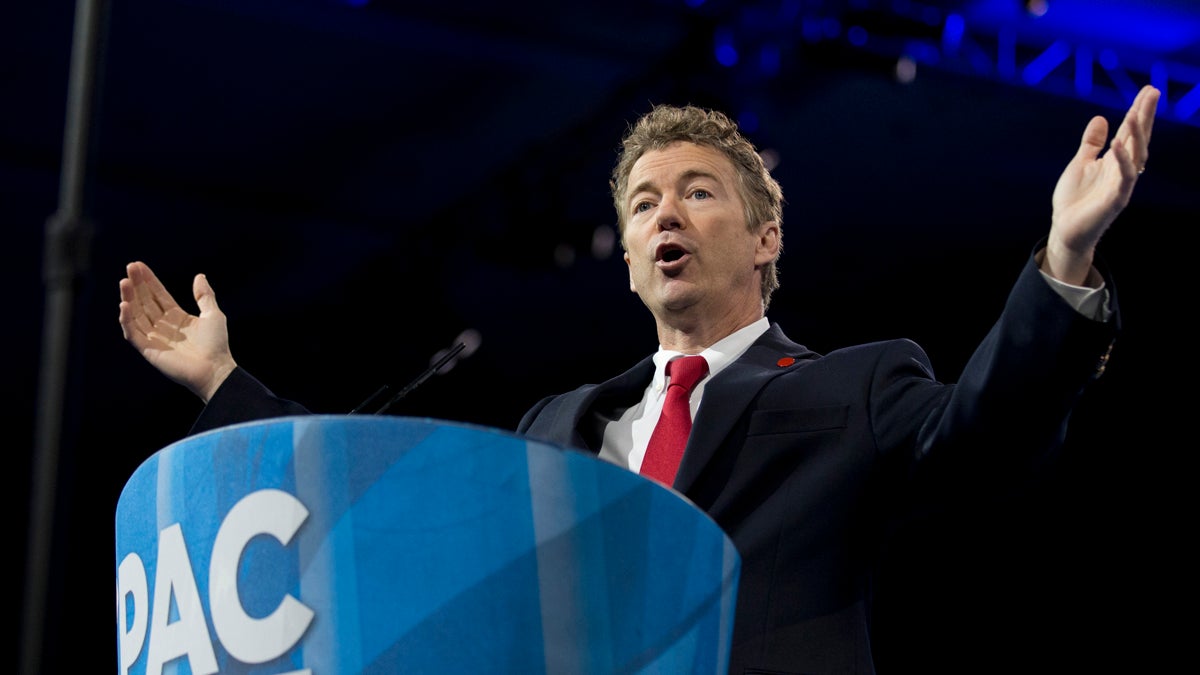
[610,104,784,309]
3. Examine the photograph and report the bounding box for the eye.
[634,201,653,214]
[691,189,710,200]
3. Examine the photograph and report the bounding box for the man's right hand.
[118,261,237,403]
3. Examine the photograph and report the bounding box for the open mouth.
[654,242,691,274]
[661,248,685,263]
[655,241,689,263]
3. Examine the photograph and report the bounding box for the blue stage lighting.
[1075,46,1093,95]
[759,44,781,76]
[1022,39,1071,85]
[943,13,965,53]
[848,26,869,47]
[715,28,738,66]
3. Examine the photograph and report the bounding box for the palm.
[1051,115,1130,253]
[119,261,235,400]
[139,302,226,385]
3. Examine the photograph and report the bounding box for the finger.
[132,312,162,344]
[1106,140,1140,209]
[121,264,146,311]
[119,291,154,336]
[126,261,161,292]
[146,269,182,316]
[119,299,156,347]
[119,276,156,341]
[1133,85,1160,167]
[193,273,220,316]
[117,299,136,341]
[1115,85,1159,169]
[133,260,187,320]
[118,275,136,306]
[1108,138,1138,179]
[1076,115,1109,162]
[1135,85,1159,138]
[127,262,169,324]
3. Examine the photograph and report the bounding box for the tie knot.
[666,355,709,392]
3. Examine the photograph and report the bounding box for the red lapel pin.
[776,357,795,367]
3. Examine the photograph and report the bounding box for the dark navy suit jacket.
[191,248,1118,674]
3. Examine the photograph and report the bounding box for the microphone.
[350,330,480,415]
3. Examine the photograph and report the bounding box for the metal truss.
[704,0,1199,126]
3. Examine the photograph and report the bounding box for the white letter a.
[145,523,218,675]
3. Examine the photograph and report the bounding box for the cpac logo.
[116,489,314,675]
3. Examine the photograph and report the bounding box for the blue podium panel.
[115,416,740,675]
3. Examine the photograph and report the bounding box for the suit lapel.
[541,324,813,491]
[673,324,815,494]
[557,356,656,453]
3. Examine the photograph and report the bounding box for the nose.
[655,195,684,231]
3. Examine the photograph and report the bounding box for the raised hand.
[1045,84,1160,285]
[118,261,237,402]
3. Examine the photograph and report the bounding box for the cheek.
[626,251,652,276]
[623,225,653,256]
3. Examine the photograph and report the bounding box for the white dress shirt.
[598,318,770,472]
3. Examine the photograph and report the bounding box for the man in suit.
[119,85,1159,673]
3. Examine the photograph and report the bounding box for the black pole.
[23,0,104,673]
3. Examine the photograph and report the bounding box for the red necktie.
[641,355,709,487]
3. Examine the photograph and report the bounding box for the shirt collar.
[650,317,771,392]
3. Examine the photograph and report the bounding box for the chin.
[655,292,703,314]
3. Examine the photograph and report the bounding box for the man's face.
[622,141,779,327]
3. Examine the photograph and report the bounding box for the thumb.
[193,273,220,316]
[1076,115,1109,162]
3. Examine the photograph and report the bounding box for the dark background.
[7,0,1196,672]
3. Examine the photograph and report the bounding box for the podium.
[114,416,741,674]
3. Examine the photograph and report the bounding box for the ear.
[624,251,637,293]
[754,220,780,266]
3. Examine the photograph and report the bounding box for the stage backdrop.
[115,415,741,675]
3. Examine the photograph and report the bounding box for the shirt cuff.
[1038,267,1111,322]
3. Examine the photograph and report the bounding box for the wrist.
[1039,240,1096,287]
[199,360,237,404]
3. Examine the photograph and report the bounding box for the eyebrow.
[627,169,722,205]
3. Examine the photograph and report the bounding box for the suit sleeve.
[188,366,311,436]
[882,245,1119,503]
